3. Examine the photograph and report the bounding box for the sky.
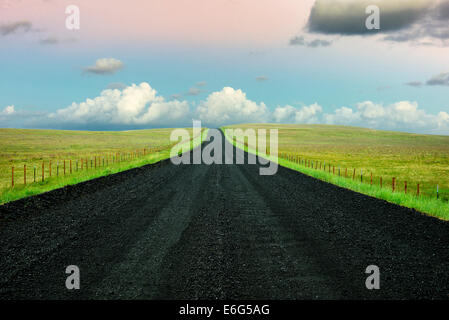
[1,0,449,134]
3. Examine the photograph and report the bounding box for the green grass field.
[0,128,207,204]
[224,124,449,220]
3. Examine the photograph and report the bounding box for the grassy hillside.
[224,124,449,220]
[0,128,207,204]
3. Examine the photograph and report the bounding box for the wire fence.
[277,152,447,202]
[5,146,168,189]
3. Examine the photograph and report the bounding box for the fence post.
[380,176,382,189]
[361,169,363,183]
[34,166,36,182]
[370,172,372,186]
[70,160,72,174]
[404,181,407,194]
[57,162,59,176]
[437,184,439,199]
[417,183,420,197]
[11,166,14,188]
[64,160,66,175]
[24,164,26,185]
[42,162,44,181]
[392,177,396,192]
[49,161,52,177]
[353,168,355,180]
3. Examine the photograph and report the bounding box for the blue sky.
[1,0,448,134]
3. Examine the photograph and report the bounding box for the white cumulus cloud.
[324,101,449,134]
[2,85,448,135]
[196,87,270,126]
[1,105,15,115]
[273,103,322,124]
[49,82,190,127]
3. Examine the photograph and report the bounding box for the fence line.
[278,152,446,201]
[6,146,170,190]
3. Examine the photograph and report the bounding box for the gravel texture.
[0,130,448,299]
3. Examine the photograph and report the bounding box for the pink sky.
[1,0,314,47]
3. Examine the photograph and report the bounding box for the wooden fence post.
[11,166,14,188]
[392,177,396,192]
[353,168,355,180]
[404,181,407,194]
[380,176,382,189]
[64,160,66,175]
[24,164,26,185]
[70,160,72,174]
[370,172,372,186]
[49,161,52,177]
[417,183,420,197]
[437,184,439,199]
[42,162,44,181]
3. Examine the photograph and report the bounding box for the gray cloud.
[84,58,124,75]
[307,38,332,47]
[186,87,204,96]
[306,0,449,44]
[426,72,449,86]
[0,20,32,36]
[289,35,332,47]
[170,93,182,100]
[405,81,423,87]
[256,75,269,82]
[39,37,77,45]
[195,81,207,87]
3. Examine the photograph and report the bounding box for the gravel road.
[0,130,448,299]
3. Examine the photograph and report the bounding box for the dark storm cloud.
[306,0,449,43]
[0,20,32,35]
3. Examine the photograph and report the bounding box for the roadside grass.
[0,128,208,205]
[223,125,449,221]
